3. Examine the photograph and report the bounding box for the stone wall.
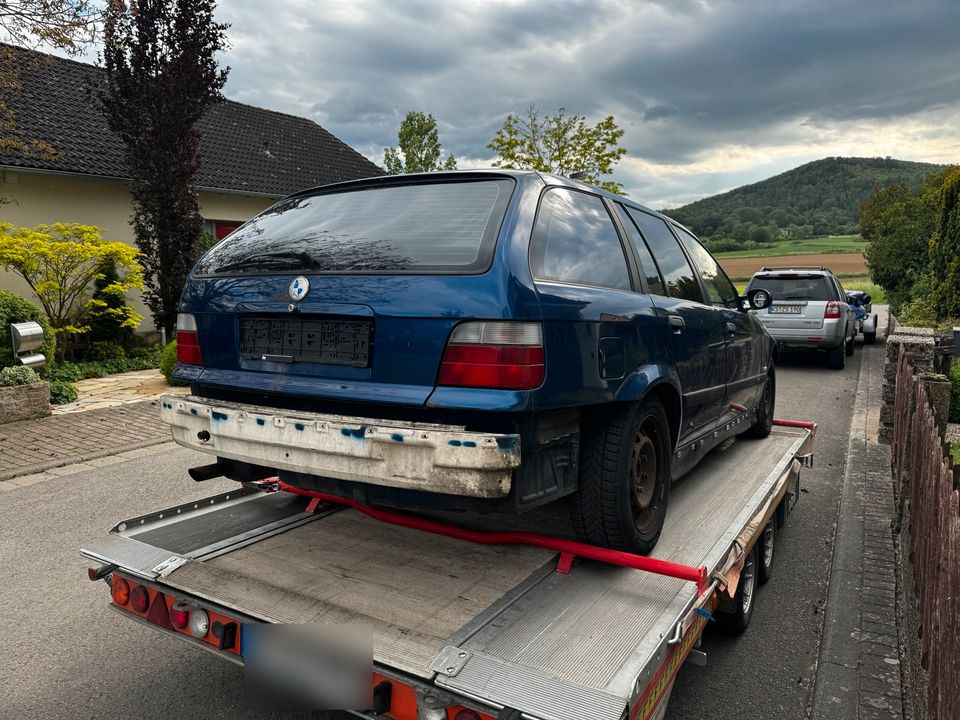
[879,326,942,441]
[0,382,50,423]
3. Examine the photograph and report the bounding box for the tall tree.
[487,105,626,194]
[100,0,228,336]
[383,111,457,174]
[929,167,960,320]
[0,1,101,160]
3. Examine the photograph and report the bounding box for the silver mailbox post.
[10,321,46,368]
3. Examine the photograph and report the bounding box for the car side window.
[613,203,667,296]
[674,227,740,309]
[530,188,631,291]
[625,208,704,303]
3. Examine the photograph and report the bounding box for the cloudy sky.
[77,1,960,207]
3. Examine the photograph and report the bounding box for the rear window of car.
[195,179,514,275]
[748,274,832,301]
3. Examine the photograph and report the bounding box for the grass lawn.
[713,234,866,259]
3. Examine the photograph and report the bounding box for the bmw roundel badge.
[289,276,309,302]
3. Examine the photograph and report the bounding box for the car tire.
[571,398,671,555]
[827,343,845,370]
[716,544,759,634]
[864,330,877,345]
[845,333,855,356]
[757,521,775,584]
[743,368,775,439]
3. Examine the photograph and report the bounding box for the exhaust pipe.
[188,461,231,482]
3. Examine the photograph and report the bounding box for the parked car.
[746,266,856,369]
[846,290,878,344]
[163,170,776,554]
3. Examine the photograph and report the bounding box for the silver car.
[747,266,856,370]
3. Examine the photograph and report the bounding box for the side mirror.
[745,287,772,310]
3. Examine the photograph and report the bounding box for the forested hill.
[662,157,945,241]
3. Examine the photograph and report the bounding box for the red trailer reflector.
[146,591,174,630]
[170,606,189,630]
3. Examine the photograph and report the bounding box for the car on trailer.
[164,170,776,555]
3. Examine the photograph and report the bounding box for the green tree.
[929,167,960,319]
[861,174,945,313]
[487,105,626,194]
[0,222,143,358]
[383,111,457,174]
[100,0,228,336]
[86,258,142,346]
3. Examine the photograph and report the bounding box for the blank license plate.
[240,317,371,366]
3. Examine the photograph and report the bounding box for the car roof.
[751,267,835,277]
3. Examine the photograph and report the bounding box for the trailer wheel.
[717,545,758,634]
[757,521,775,584]
[571,398,671,555]
[743,368,775,439]
[864,329,876,345]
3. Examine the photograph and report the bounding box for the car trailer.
[82,419,814,720]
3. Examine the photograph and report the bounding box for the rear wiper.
[213,250,317,273]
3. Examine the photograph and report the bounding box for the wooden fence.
[891,347,959,720]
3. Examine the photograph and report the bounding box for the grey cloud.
[644,105,680,122]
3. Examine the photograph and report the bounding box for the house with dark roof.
[0,43,382,327]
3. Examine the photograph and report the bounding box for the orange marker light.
[111,577,130,606]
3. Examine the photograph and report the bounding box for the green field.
[712,234,866,259]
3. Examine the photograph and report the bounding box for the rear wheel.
[743,368,775,439]
[757,521,775,584]
[845,333,855,356]
[826,343,845,370]
[717,544,759,633]
[571,398,671,555]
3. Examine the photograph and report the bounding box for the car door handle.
[668,316,685,333]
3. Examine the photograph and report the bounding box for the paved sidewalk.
[53,369,188,414]
[0,398,170,481]
[812,331,904,719]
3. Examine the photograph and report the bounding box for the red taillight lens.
[824,301,841,319]
[453,710,484,720]
[111,577,130,606]
[176,313,202,365]
[130,584,149,613]
[438,322,545,390]
[170,606,189,630]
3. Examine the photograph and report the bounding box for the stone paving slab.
[52,369,188,415]
[0,399,170,481]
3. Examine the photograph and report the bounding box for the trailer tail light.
[188,609,210,638]
[170,605,189,630]
[453,709,488,720]
[176,313,203,366]
[438,322,545,390]
[111,576,130,606]
[823,301,841,319]
[130,584,149,613]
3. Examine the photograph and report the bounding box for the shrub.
[160,340,187,386]
[0,365,41,386]
[87,258,142,346]
[48,379,78,404]
[0,291,56,368]
[949,363,960,425]
[85,340,127,361]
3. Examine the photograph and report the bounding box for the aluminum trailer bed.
[82,421,814,720]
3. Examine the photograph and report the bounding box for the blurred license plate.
[768,305,802,314]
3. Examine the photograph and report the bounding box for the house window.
[213,220,243,240]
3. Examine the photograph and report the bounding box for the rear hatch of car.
[748,273,830,331]
[180,175,538,410]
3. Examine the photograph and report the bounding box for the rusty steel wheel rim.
[630,418,663,535]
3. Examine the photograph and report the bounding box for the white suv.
[746,266,856,370]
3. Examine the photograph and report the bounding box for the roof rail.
[758,265,832,273]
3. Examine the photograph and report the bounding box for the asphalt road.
[1,345,865,720]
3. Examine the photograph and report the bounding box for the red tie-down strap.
[274,481,709,595]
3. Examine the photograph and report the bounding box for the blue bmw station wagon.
[162,170,776,554]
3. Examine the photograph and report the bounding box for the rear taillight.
[130,584,149,613]
[170,605,189,630]
[824,301,841,319]
[111,577,130,606]
[188,609,210,638]
[176,312,203,365]
[438,322,545,390]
